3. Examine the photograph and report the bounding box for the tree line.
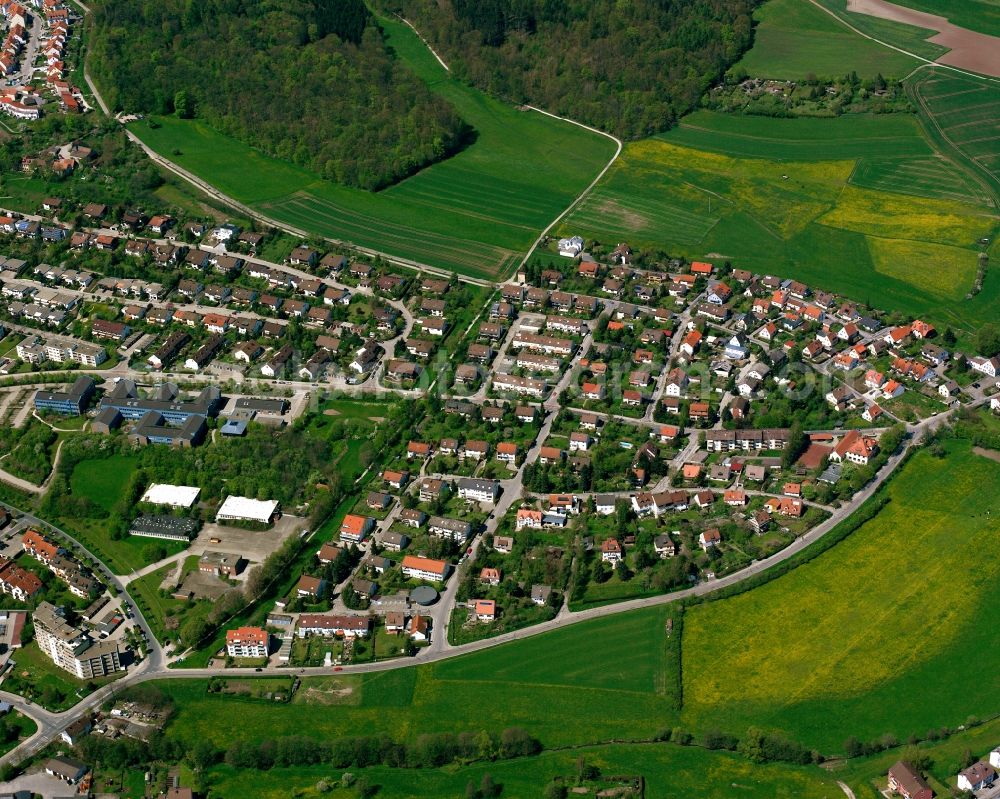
[88,0,469,189]
[377,0,758,138]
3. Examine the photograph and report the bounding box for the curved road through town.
[0,400,966,770]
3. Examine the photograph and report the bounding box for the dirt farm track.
[847,0,1000,77]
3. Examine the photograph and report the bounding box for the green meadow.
[202,742,843,799]
[67,454,136,513]
[128,13,614,281]
[735,0,922,79]
[682,442,1000,752]
[882,0,1000,37]
[560,109,999,337]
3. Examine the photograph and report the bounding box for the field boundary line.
[517,106,623,272]
[395,15,450,72]
[807,0,1000,86]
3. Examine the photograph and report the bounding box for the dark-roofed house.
[33,375,95,415]
[887,761,934,799]
[45,755,88,784]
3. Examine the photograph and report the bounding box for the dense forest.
[377,0,758,138]
[88,0,469,189]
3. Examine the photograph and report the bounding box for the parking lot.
[190,514,305,566]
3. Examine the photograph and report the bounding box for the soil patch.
[846,0,1000,77]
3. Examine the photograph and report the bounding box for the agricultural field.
[128,13,614,282]
[681,442,1000,753]
[735,0,921,79]
[879,0,1000,37]
[154,607,679,750]
[909,68,1000,199]
[812,0,950,61]
[561,114,1000,338]
[200,742,842,799]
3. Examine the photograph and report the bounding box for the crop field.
[882,0,1000,37]
[850,154,996,205]
[817,184,993,245]
[910,69,1000,198]
[811,0,950,61]
[157,607,679,749]
[681,442,1000,753]
[129,13,613,281]
[561,121,999,335]
[735,0,921,79]
[201,742,842,799]
[662,110,933,161]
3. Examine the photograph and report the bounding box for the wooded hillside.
[378,0,758,138]
[88,0,469,190]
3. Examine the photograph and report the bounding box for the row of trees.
[378,0,757,138]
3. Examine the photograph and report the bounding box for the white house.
[558,235,584,258]
[957,762,997,793]
[723,333,750,361]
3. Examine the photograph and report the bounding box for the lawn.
[3,641,119,711]
[0,711,36,757]
[681,441,1000,753]
[127,12,615,281]
[560,128,999,338]
[68,454,137,513]
[201,741,842,799]
[735,0,921,79]
[128,557,205,646]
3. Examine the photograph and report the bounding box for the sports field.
[561,110,999,336]
[129,14,614,281]
[202,742,841,799]
[735,0,922,79]
[682,442,1000,753]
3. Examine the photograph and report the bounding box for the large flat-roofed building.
[33,601,123,679]
[100,380,221,423]
[33,376,95,416]
[128,411,207,448]
[140,484,201,508]
[234,397,289,416]
[216,496,280,525]
[128,515,199,542]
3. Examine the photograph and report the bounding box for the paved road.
[0,387,977,769]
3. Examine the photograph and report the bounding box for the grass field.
[735,0,921,79]
[202,742,842,799]
[812,0,951,61]
[682,442,1000,753]
[562,113,999,337]
[881,0,1000,37]
[68,454,136,513]
[128,13,614,281]
[910,69,1000,200]
[157,607,680,749]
